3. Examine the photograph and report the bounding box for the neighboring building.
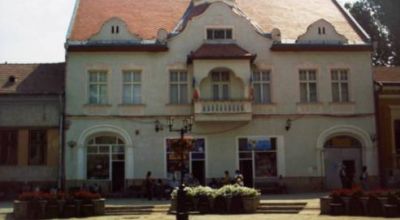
[65,0,378,192]
[374,67,400,187]
[0,63,65,196]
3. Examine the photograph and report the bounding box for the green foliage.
[346,0,400,66]
[171,184,260,199]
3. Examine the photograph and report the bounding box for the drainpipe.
[373,81,383,187]
[58,92,66,191]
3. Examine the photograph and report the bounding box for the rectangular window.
[89,71,108,104]
[0,130,18,165]
[169,71,188,104]
[29,130,47,165]
[211,71,230,100]
[122,71,142,104]
[299,70,318,103]
[206,28,233,40]
[252,70,271,104]
[395,120,400,154]
[238,137,277,178]
[331,69,350,102]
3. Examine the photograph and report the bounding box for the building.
[64,0,378,192]
[374,67,400,187]
[0,63,65,196]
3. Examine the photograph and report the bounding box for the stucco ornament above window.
[296,19,348,45]
[89,17,141,42]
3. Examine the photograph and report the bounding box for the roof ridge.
[0,62,65,65]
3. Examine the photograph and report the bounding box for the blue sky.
[0,0,358,63]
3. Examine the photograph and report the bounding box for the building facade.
[64,0,378,192]
[0,63,65,197]
[374,67,400,187]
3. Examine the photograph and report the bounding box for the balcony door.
[211,71,230,100]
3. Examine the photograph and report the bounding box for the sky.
[0,0,358,63]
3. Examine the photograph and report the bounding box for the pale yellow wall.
[47,129,60,167]
[17,130,29,166]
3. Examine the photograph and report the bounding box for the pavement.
[0,193,388,219]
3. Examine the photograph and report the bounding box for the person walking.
[145,171,154,200]
[360,166,369,190]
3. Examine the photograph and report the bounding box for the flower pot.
[13,200,29,219]
[93,198,105,216]
[320,197,331,215]
[63,203,77,218]
[213,196,227,213]
[46,203,60,219]
[242,196,259,213]
[197,196,210,213]
[230,196,243,213]
[170,198,177,212]
[81,203,95,217]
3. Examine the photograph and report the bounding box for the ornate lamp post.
[168,116,193,220]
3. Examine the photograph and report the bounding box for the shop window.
[0,130,18,165]
[87,135,124,180]
[29,130,47,165]
[238,137,277,177]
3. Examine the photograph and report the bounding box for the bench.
[255,181,287,194]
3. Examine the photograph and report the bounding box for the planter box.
[242,196,260,213]
[13,200,29,220]
[320,196,392,216]
[93,198,105,215]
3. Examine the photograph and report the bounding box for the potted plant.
[241,187,261,213]
[74,191,100,217]
[45,193,60,219]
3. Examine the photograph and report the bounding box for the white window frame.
[211,71,230,100]
[331,69,350,103]
[122,70,142,104]
[299,69,318,103]
[205,26,234,41]
[252,70,272,104]
[169,70,188,104]
[88,70,108,104]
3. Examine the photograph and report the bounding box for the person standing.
[360,166,369,190]
[145,171,154,200]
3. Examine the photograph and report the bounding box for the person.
[339,164,347,189]
[360,166,369,190]
[145,171,154,200]
[234,170,244,182]
[154,179,165,200]
[236,176,244,186]
[222,170,231,185]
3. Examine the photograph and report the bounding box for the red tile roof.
[68,0,365,43]
[374,67,400,84]
[0,63,65,95]
[188,44,255,61]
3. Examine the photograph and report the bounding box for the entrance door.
[192,161,205,185]
[112,161,125,192]
[240,160,254,187]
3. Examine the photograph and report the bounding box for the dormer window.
[206,28,233,40]
[111,25,120,34]
[318,27,326,35]
[8,76,16,84]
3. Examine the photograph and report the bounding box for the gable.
[296,19,348,44]
[89,17,140,42]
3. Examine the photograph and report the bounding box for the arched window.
[87,135,125,180]
[324,135,362,148]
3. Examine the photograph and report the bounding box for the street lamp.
[168,116,193,220]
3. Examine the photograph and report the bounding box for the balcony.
[194,100,252,122]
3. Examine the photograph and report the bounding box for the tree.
[345,0,400,66]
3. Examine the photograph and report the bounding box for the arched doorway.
[324,135,362,189]
[86,135,125,192]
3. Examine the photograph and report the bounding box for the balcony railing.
[194,100,252,121]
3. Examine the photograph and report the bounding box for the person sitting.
[236,176,244,186]
[222,170,231,185]
[208,178,219,189]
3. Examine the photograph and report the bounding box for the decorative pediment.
[296,19,348,44]
[89,17,140,42]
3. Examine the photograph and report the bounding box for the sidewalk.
[0,193,328,220]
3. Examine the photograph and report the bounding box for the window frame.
[331,69,350,103]
[299,69,318,103]
[0,129,18,166]
[28,129,47,166]
[169,70,189,104]
[88,70,108,105]
[205,26,234,41]
[122,70,142,105]
[252,70,272,104]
